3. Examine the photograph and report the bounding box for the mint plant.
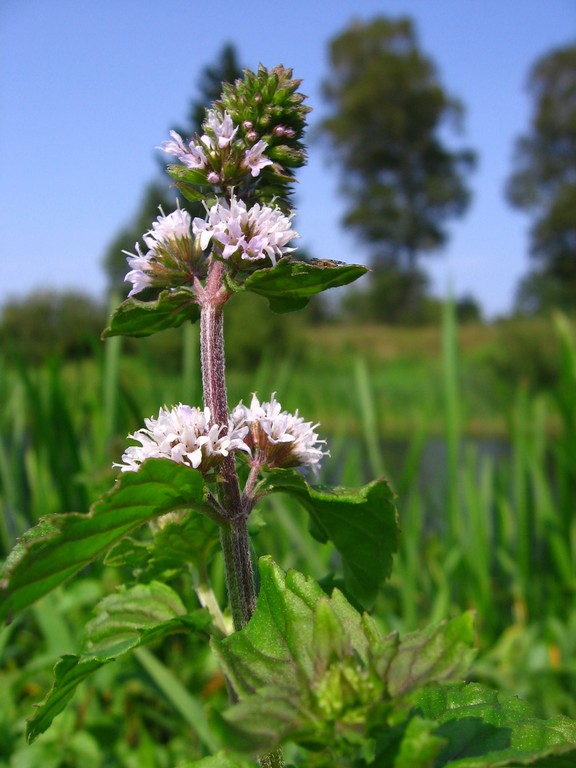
[2,65,576,768]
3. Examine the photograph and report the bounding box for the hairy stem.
[200,259,255,630]
[200,261,285,767]
[219,519,257,629]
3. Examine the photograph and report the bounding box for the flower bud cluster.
[117,395,327,476]
[124,206,205,297]
[162,65,309,211]
[220,65,310,180]
[161,107,274,191]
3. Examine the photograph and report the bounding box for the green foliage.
[103,289,200,338]
[3,56,576,768]
[319,16,475,271]
[2,314,576,762]
[0,460,209,623]
[0,290,106,364]
[207,558,576,766]
[104,258,368,339]
[259,468,398,608]
[486,316,565,391]
[506,43,576,313]
[27,583,210,743]
[223,292,302,371]
[341,264,431,325]
[240,258,368,313]
[211,557,476,761]
[411,683,576,767]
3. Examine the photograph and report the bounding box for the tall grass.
[0,310,575,723]
[355,306,576,716]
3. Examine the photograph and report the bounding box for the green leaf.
[166,165,216,204]
[177,752,255,768]
[27,656,103,743]
[102,289,200,338]
[27,581,210,742]
[373,715,447,768]
[259,469,399,607]
[143,512,221,582]
[212,557,476,757]
[414,682,576,767]
[242,258,369,313]
[104,511,221,584]
[0,460,209,625]
[387,612,476,697]
[85,581,189,654]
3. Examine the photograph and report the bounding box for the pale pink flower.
[160,130,207,169]
[203,109,238,148]
[230,394,327,470]
[192,196,297,265]
[115,404,249,475]
[123,207,195,297]
[243,140,273,177]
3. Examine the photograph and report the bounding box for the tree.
[319,17,475,321]
[103,44,244,296]
[0,290,106,363]
[506,43,576,313]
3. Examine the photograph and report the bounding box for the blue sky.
[1,0,574,317]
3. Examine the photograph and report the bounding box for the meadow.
[0,307,575,765]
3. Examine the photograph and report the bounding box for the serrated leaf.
[26,655,103,743]
[102,289,200,338]
[259,469,399,607]
[242,258,368,313]
[85,581,188,653]
[414,682,576,767]
[0,460,208,625]
[387,612,476,697]
[212,557,475,757]
[27,583,210,742]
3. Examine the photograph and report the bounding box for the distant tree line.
[506,43,576,314]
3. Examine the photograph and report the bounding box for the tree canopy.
[506,42,576,313]
[319,17,475,273]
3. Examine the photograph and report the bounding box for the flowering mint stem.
[200,259,257,631]
[218,519,257,629]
